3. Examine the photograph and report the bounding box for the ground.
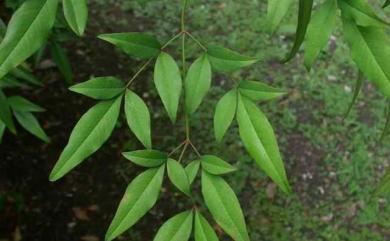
[0,0,390,241]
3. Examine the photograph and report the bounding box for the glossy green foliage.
[239,80,286,102]
[14,111,49,142]
[185,160,200,185]
[201,155,237,175]
[63,0,88,36]
[99,32,161,59]
[194,211,219,241]
[167,158,191,196]
[122,150,167,167]
[50,41,73,84]
[339,0,388,27]
[213,90,237,142]
[153,210,193,241]
[49,96,122,181]
[0,0,59,79]
[266,0,293,33]
[7,96,45,112]
[106,165,165,241]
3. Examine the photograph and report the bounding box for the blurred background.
[0,0,390,240]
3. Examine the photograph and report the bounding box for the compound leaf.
[69,77,125,100]
[122,150,167,167]
[236,94,291,193]
[239,80,286,102]
[125,90,152,149]
[154,52,182,122]
[194,211,219,241]
[167,158,191,196]
[201,155,237,175]
[49,95,122,181]
[202,171,249,241]
[214,90,237,142]
[63,0,88,36]
[106,165,165,241]
[304,0,337,70]
[207,45,259,72]
[99,32,161,59]
[185,54,211,115]
[0,0,59,79]
[153,210,193,241]
[14,111,49,142]
[342,18,390,97]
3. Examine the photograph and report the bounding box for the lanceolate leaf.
[185,160,200,185]
[8,96,45,112]
[194,211,219,241]
[342,18,390,97]
[285,0,313,62]
[153,210,193,241]
[201,171,250,241]
[207,45,259,72]
[185,54,212,115]
[236,95,291,193]
[50,41,73,84]
[0,0,59,79]
[167,158,191,196]
[49,96,122,181]
[0,91,16,133]
[201,155,237,175]
[122,150,167,167]
[11,67,42,86]
[266,0,293,33]
[344,72,364,119]
[69,77,125,100]
[63,0,88,36]
[214,90,237,142]
[339,0,389,27]
[14,111,49,142]
[106,165,165,241]
[99,32,161,59]
[304,0,337,70]
[125,90,152,149]
[239,80,286,102]
[375,168,390,196]
[154,52,182,122]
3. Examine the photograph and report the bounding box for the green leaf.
[344,72,364,119]
[106,165,165,241]
[50,41,73,84]
[214,90,237,142]
[0,0,59,79]
[384,0,390,8]
[201,155,237,175]
[49,95,122,181]
[69,77,125,100]
[239,80,286,102]
[167,158,191,196]
[185,54,211,115]
[207,45,259,72]
[8,96,45,112]
[0,91,16,133]
[194,211,219,241]
[339,0,389,27]
[375,168,390,196]
[236,95,291,193]
[342,18,390,97]
[304,0,337,70]
[285,0,313,62]
[154,52,182,122]
[122,150,167,167]
[99,32,161,59]
[153,210,193,241]
[201,171,249,241]
[185,160,200,185]
[10,67,42,86]
[266,0,293,33]
[14,111,49,142]
[380,101,390,141]
[0,120,6,143]
[125,90,152,149]
[63,0,88,36]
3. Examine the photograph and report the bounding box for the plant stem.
[185,31,207,51]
